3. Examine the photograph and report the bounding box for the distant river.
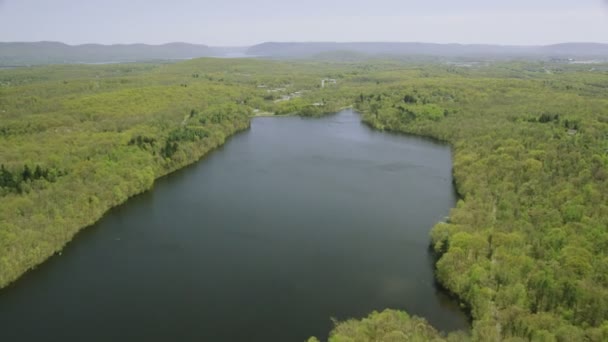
[0,110,468,341]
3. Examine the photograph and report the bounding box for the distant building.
[321,79,337,88]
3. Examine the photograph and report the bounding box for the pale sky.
[0,0,607,46]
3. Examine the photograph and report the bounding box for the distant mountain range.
[1,41,607,66]
[0,42,220,66]
[246,42,608,59]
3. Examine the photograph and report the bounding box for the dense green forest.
[351,65,608,341]
[0,59,349,287]
[2,58,608,341]
[307,310,467,342]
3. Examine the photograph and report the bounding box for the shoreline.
[0,120,251,289]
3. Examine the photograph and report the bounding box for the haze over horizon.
[1,0,608,46]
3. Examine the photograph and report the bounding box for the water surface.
[0,110,468,341]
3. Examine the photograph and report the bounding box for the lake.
[0,109,468,341]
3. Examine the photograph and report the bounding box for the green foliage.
[0,163,62,194]
[0,57,361,289]
[0,59,255,288]
[354,62,608,340]
[311,309,469,342]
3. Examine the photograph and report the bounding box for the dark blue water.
[0,110,467,341]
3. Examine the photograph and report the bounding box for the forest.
[1,58,608,341]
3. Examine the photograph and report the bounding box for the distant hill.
[246,42,608,60]
[2,41,607,66]
[0,42,217,66]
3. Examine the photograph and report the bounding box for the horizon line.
[2,40,608,48]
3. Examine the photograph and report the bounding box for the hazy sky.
[1,0,607,45]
